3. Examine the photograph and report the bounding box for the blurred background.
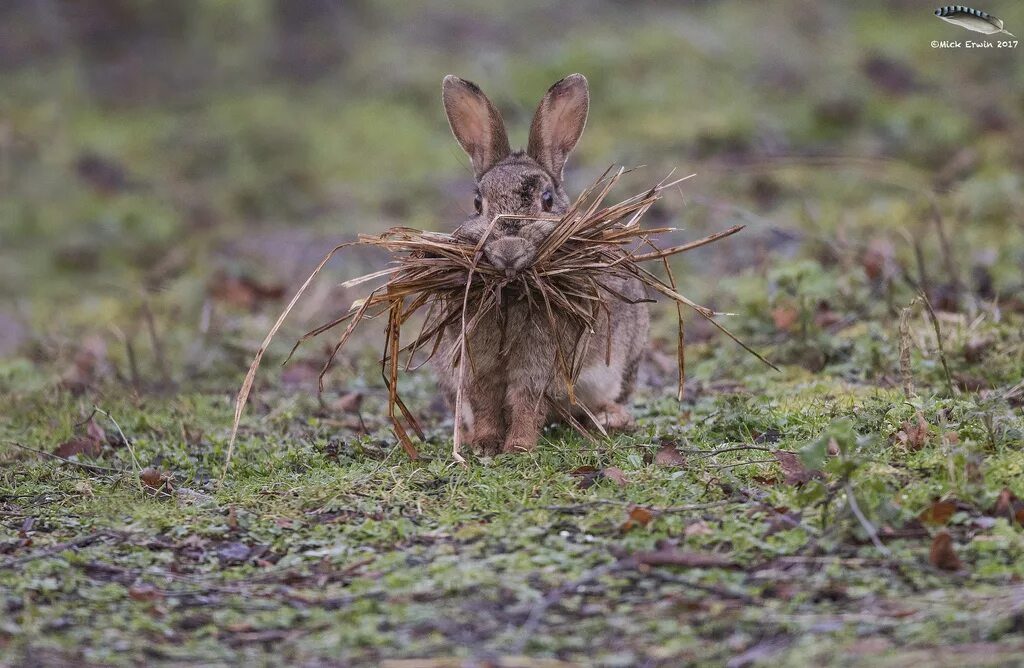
[1,0,1022,398]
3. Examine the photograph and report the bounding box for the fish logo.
[934,6,1015,36]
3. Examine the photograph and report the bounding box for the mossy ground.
[2,2,1024,666]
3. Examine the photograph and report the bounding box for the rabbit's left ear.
[527,74,589,184]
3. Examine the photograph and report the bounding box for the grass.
[2,1,1024,666]
[3,301,1024,665]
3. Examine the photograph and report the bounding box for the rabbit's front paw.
[471,431,504,457]
[596,403,635,432]
[502,437,537,454]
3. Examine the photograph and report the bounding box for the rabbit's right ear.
[527,74,589,184]
[442,76,511,178]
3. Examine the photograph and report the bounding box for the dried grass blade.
[223,242,354,480]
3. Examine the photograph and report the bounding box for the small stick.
[93,407,144,489]
[2,440,126,475]
[918,291,956,396]
[846,483,892,558]
[0,530,118,570]
[898,301,916,398]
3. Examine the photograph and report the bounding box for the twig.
[639,568,756,603]
[93,406,144,489]
[1,440,126,474]
[678,444,776,458]
[141,302,173,388]
[535,499,734,514]
[710,458,775,471]
[0,530,119,569]
[899,301,915,398]
[918,291,956,396]
[845,483,892,558]
[510,561,617,654]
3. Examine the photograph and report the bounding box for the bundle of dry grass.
[224,168,772,473]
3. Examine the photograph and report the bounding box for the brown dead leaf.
[771,305,799,332]
[773,451,817,485]
[86,419,106,444]
[59,335,110,394]
[929,530,964,571]
[621,506,655,532]
[208,271,285,310]
[571,466,628,489]
[55,436,104,459]
[140,467,173,494]
[894,413,930,450]
[653,443,686,467]
[918,500,958,526]
[128,583,164,602]
[601,467,628,487]
[570,465,600,489]
[860,238,895,282]
[990,488,1024,526]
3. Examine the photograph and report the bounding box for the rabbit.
[435,73,650,455]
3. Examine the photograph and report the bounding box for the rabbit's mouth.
[484,237,534,279]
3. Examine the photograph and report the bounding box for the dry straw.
[223,167,773,475]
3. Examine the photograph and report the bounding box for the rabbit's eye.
[473,193,482,214]
[541,190,554,212]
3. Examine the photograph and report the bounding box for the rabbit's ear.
[527,74,589,184]
[443,75,511,178]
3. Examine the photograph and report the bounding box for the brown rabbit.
[436,74,649,455]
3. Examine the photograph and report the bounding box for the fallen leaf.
[918,500,958,525]
[86,419,106,444]
[894,413,930,450]
[128,583,164,602]
[773,451,817,485]
[860,238,895,281]
[217,542,253,564]
[571,466,628,489]
[58,335,110,394]
[55,436,103,459]
[570,465,601,489]
[771,305,799,331]
[140,467,173,494]
[208,271,285,310]
[601,467,628,486]
[929,530,964,571]
[621,506,655,532]
[990,488,1024,523]
[653,443,686,467]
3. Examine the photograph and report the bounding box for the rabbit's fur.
[436,74,649,455]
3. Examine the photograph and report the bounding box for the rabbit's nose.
[485,238,530,278]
